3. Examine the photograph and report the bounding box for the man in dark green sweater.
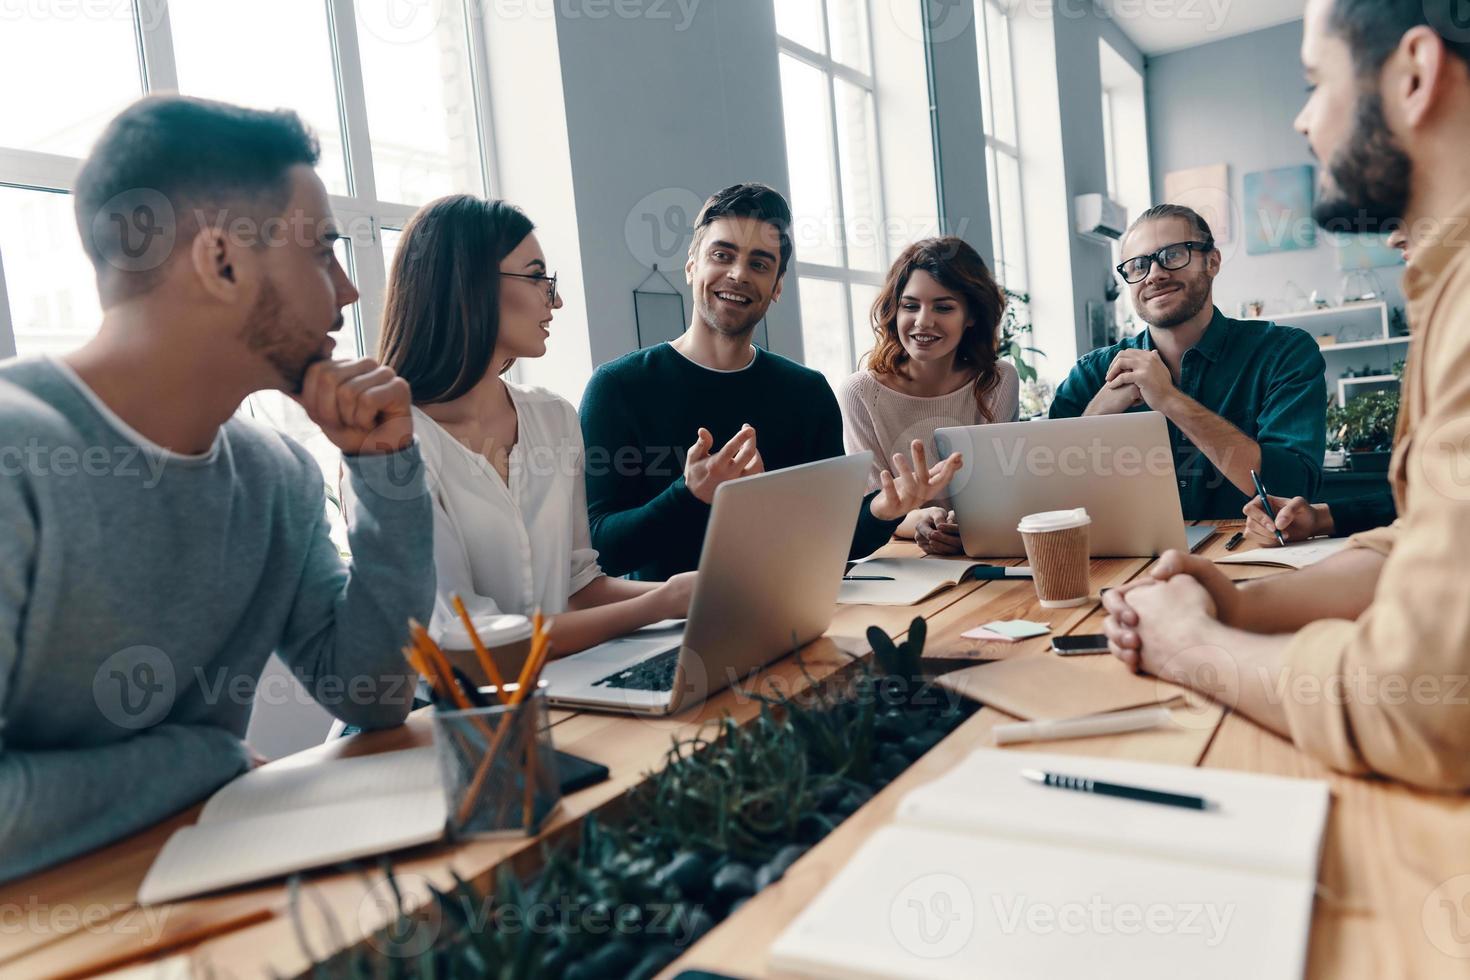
[581,183,959,580]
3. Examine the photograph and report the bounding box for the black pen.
[1250,469,1287,546]
[1224,531,1245,551]
[843,575,895,581]
[1021,768,1214,811]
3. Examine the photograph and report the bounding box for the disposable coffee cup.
[1017,509,1092,609]
[441,614,534,691]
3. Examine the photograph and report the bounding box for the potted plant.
[999,289,1044,386]
[1328,389,1400,472]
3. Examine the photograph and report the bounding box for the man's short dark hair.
[73,95,321,304]
[1327,0,1470,77]
[1127,204,1216,248]
[691,182,794,278]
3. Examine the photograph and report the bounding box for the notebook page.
[1215,539,1350,569]
[837,558,969,605]
[896,748,1330,880]
[138,790,447,905]
[770,824,1314,980]
[198,747,440,825]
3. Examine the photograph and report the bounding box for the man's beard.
[1143,274,1212,330]
[697,295,766,339]
[238,278,332,393]
[1313,89,1413,234]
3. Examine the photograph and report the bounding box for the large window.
[776,0,888,391]
[0,0,493,512]
[977,0,1027,295]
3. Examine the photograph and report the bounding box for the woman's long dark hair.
[377,195,535,404]
[865,236,1007,422]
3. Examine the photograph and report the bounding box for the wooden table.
[4,528,1468,979]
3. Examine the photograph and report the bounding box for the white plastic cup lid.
[436,612,533,651]
[1016,508,1092,534]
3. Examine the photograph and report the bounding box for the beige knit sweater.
[836,363,1021,496]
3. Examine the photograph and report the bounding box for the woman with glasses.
[358,195,695,656]
[837,237,1020,556]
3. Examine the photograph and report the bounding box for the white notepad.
[1214,538,1349,569]
[771,748,1330,980]
[838,558,1020,605]
[138,747,446,906]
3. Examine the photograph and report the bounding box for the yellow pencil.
[450,594,509,702]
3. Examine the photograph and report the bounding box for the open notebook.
[771,748,1331,980]
[138,747,446,906]
[838,558,1029,606]
[1215,538,1349,570]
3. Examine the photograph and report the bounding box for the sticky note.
[979,620,1051,640]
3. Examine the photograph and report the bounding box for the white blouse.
[406,385,603,646]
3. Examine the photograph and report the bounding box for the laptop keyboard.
[592,648,681,691]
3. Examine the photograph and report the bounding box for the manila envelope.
[936,653,1191,720]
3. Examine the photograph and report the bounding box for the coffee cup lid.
[435,612,534,651]
[1017,508,1091,534]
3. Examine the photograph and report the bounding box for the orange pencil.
[410,620,473,711]
[450,594,509,701]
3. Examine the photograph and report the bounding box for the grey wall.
[922,0,992,265]
[1054,9,1147,354]
[552,1,803,368]
[1146,19,1404,318]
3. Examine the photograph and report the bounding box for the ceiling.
[1098,0,1307,57]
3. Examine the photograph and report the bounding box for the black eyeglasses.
[500,271,559,304]
[1116,241,1213,284]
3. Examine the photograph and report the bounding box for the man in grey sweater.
[0,96,434,882]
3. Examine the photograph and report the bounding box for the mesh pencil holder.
[432,685,561,838]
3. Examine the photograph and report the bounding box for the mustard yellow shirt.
[1281,195,1470,790]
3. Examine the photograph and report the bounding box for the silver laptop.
[934,412,1215,558]
[540,453,872,716]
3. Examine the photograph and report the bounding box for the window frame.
[777,0,891,379]
[0,0,498,360]
[976,0,1029,295]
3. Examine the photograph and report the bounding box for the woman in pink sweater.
[837,237,1019,555]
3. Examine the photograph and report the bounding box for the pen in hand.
[1250,469,1287,547]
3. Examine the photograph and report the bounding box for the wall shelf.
[1319,336,1411,354]
[1337,373,1400,405]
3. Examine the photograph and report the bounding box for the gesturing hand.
[295,358,414,456]
[684,424,764,504]
[1105,349,1175,411]
[869,440,964,522]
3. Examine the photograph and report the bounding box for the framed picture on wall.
[1163,163,1233,245]
[1244,165,1317,256]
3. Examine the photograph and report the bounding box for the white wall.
[1146,19,1405,319]
[481,2,595,405]
[1003,3,1146,384]
[551,0,804,372]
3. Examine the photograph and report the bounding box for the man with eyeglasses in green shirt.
[1049,204,1327,519]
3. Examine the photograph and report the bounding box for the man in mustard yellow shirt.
[1103,0,1470,791]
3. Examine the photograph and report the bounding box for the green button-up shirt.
[1049,307,1327,519]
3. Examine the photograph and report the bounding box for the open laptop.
[540,453,872,716]
[934,412,1216,558]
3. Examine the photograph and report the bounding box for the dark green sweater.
[580,343,900,580]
